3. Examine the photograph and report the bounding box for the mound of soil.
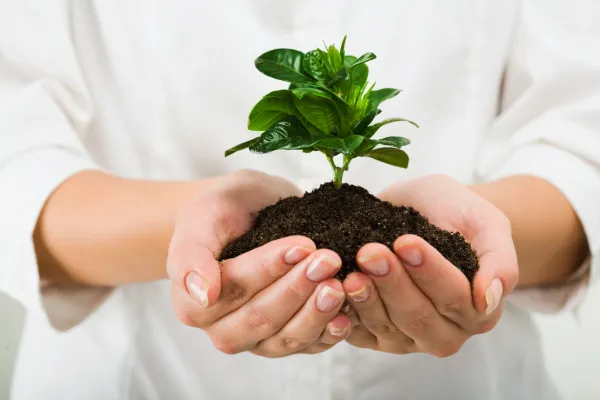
[219,182,479,282]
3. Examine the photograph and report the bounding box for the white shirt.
[2,1,600,399]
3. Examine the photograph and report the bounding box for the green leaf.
[367,88,401,112]
[352,108,379,135]
[328,68,349,88]
[317,49,335,74]
[349,52,376,68]
[327,45,343,72]
[340,35,347,60]
[375,136,411,148]
[294,110,325,136]
[355,138,379,156]
[312,134,364,155]
[248,90,295,131]
[249,117,314,153]
[291,87,332,100]
[302,50,330,82]
[344,135,365,153]
[364,147,409,168]
[224,137,260,157]
[255,49,315,83]
[365,118,420,138]
[343,55,357,68]
[293,92,341,135]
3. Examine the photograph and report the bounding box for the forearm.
[34,171,214,286]
[471,175,589,287]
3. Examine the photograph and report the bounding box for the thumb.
[167,237,222,308]
[166,194,249,308]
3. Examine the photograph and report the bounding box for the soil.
[219,182,479,282]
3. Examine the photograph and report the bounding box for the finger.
[255,280,346,356]
[208,249,342,354]
[344,325,379,351]
[321,314,352,345]
[167,194,246,307]
[343,272,414,352]
[469,214,519,315]
[393,235,484,330]
[357,243,466,357]
[172,236,315,327]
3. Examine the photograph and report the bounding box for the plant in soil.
[222,37,479,281]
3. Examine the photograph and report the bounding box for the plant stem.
[326,154,352,189]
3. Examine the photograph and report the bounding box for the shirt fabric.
[1,1,600,399]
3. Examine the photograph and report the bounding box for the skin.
[34,170,588,358]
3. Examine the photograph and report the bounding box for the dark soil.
[219,182,479,282]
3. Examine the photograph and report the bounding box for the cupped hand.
[167,170,352,357]
[343,174,519,357]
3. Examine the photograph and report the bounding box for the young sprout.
[225,36,418,189]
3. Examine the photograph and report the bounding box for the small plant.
[225,36,418,189]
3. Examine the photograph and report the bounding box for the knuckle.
[432,340,464,358]
[404,311,438,334]
[438,300,467,318]
[283,282,309,303]
[174,306,198,328]
[212,338,243,355]
[474,318,499,335]
[280,338,309,351]
[220,281,247,305]
[246,306,278,332]
[363,321,397,334]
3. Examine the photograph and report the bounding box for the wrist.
[469,176,588,286]
[35,171,212,285]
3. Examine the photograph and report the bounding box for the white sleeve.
[476,0,600,315]
[0,2,112,331]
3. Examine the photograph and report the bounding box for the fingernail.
[185,272,209,307]
[328,323,350,337]
[398,247,423,267]
[316,287,345,312]
[348,285,370,303]
[284,246,312,265]
[485,278,503,315]
[306,255,341,282]
[357,253,389,276]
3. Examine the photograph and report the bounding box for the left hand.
[343,174,519,357]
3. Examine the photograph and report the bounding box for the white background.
[1,288,600,399]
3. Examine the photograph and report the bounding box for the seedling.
[225,36,418,189]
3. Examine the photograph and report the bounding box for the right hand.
[167,170,352,357]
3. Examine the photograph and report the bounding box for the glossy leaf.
[248,90,295,131]
[327,45,343,72]
[340,35,347,60]
[255,49,315,83]
[293,92,341,135]
[328,68,349,88]
[292,86,332,100]
[302,50,330,82]
[375,136,411,148]
[317,49,334,74]
[352,108,380,135]
[249,117,313,153]
[349,52,376,68]
[313,134,364,155]
[344,135,365,153]
[354,138,379,156]
[365,118,420,138]
[224,137,259,157]
[364,147,409,168]
[367,88,401,112]
[294,110,325,137]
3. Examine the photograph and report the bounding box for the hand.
[167,170,352,357]
[343,174,519,357]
